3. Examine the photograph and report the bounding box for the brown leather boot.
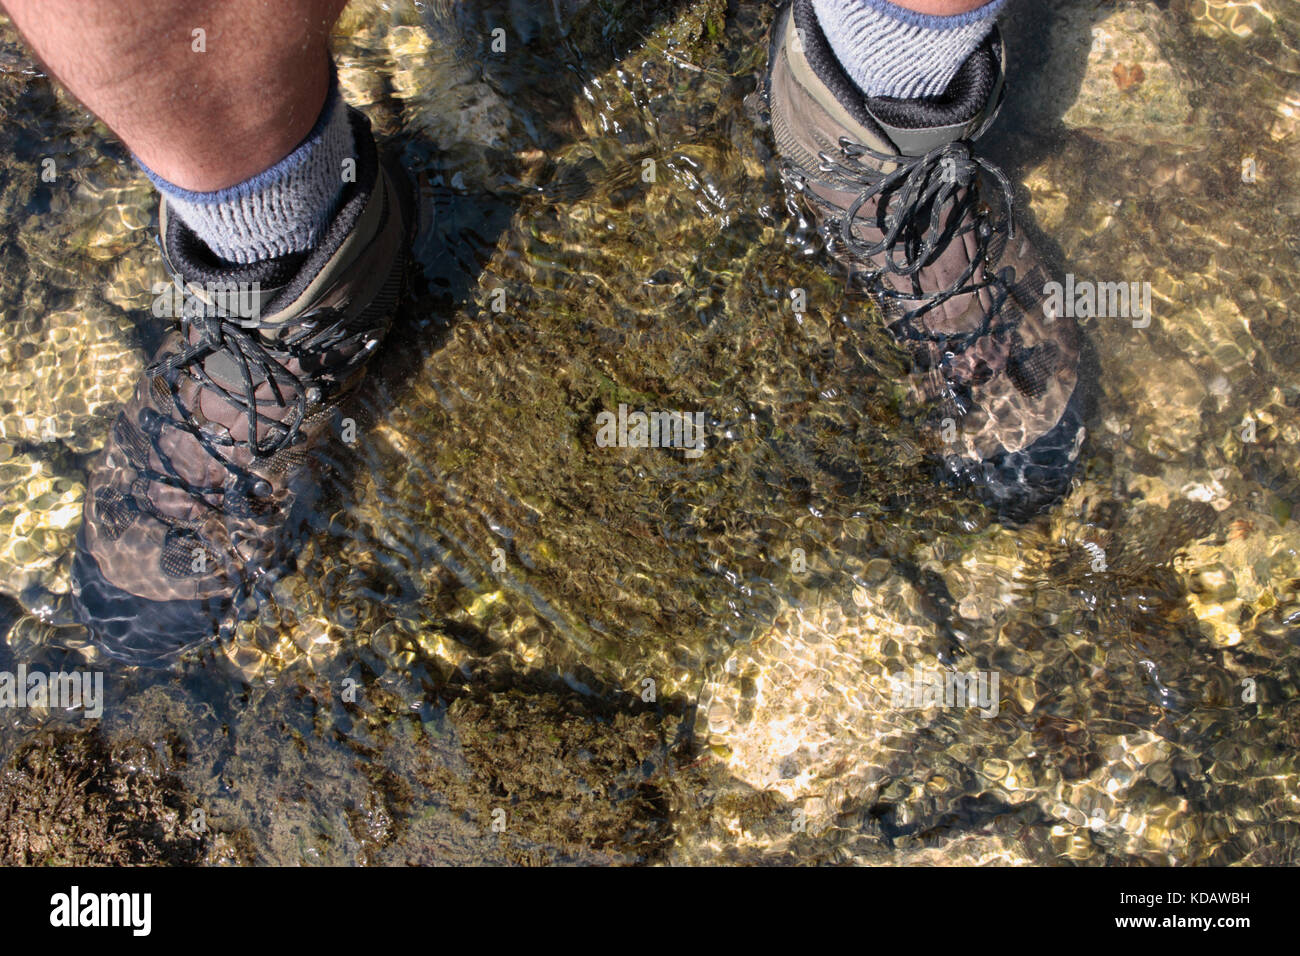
[72,107,412,664]
[766,0,1085,518]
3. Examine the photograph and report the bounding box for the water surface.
[0,0,1298,864]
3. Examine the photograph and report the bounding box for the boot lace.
[131,303,377,526]
[794,134,1021,358]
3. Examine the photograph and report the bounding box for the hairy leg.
[0,0,348,191]
[891,0,992,13]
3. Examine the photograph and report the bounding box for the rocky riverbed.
[0,0,1297,864]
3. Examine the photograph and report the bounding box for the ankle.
[137,66,355,266]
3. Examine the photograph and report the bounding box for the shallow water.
[1,0,1298,864]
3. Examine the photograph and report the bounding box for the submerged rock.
[1003,0,1195,142]
[1065,3,1193,139]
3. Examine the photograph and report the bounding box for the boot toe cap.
[944,389,1086,524]
[71,531,230,667]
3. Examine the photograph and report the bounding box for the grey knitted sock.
[809,0,1006,99]
[138,73,354,266]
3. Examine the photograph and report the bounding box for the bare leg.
[0,0,347,191]
[891,0,992,12]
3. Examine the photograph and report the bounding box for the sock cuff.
[810,0,1005,99]
[137,65,355,265]
[842,0,1008,32]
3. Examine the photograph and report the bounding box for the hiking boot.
[766,0,1084,518]
[71,107,412,665]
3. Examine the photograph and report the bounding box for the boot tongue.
[195,343,304,450]
[203,349,269,393]
[863,34,1001,157]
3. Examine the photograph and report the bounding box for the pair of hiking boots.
[72,0,1083,664]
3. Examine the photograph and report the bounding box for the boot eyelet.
[138,407,163,435]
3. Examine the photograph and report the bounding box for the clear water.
[0,0,1298,864]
